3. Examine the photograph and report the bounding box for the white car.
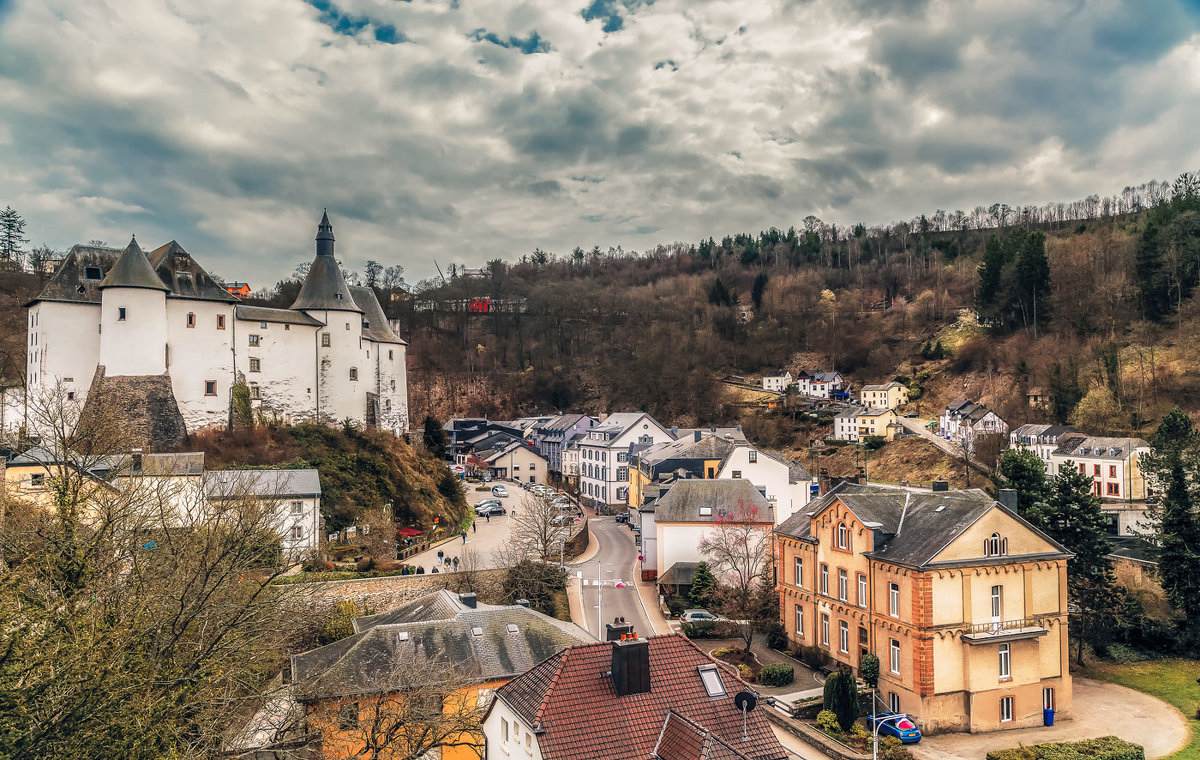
[491,485,509,498]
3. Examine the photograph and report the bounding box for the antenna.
[734,691,757,739]
[433,259,447,285]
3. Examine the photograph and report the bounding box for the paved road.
[402,481,530,571]
[896,416,957,455]
[574,517,654,639]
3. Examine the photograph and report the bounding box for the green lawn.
[1083,659,1200,760]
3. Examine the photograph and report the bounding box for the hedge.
[986,737,1144,760]
[759,663,794,686]
[680,620,740,639]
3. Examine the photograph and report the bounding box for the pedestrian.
[472,520,477,533]
[437,549,444,566]
[432,566,439,574]
[461,530,467,544]
[417,565,425,575]
[452,556,460,571]
[485,512,491,523]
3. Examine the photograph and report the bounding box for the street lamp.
[872,714,909,760]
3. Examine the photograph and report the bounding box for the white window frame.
[858,574,867,606]
[991,585,1003,621]
[838,620,849,653]
[821,614,830,646]
[837,522,848,549]
[794,604,804,637]
[889,582,900,617]
[889,638,900,674]
[998,643,1011,679]
[838,568,848,602]
[794,556,803,587]
[1000,696,1013,723]
[820,564,829,595]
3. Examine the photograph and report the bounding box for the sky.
[1,0,1199,288]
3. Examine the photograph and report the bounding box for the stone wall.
[290,568,509,612]
[80,366,187,451]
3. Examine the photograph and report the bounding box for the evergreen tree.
[821,668,859,730]
[688,561,717,609]
[0,205,28,264]
[750,272,768,311]
[997,448,1048,514]
[707,277,734,307]
[423,415,449,460]
[1140,408,1200,646]
[1029,462,1118,663]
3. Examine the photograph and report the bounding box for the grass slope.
[1082,659,1200,760]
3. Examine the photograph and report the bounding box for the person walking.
[472,520,477,533]
[437,549,444,566]
[485,512,491,523]
[461,530,467,544]
[452,556,460,571]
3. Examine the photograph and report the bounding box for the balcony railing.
[962,616,1051,644]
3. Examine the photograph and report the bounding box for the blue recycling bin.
[1043,708,1055,726]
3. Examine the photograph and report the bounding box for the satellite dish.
[734,691,758,713]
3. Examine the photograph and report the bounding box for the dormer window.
[83,266,103,280]
[335,292,343,300]
[174,254,190,272]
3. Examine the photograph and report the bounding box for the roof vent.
[472,626,484,637]
[699,507,712,516]
[506,623,519,634]
[397,631,410,641]
[515,599,530,608]
[934,505,946,513]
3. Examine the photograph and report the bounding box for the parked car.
[868,714,922,744]
[903,413,919,418]
[679,609,723,623]
[491,485,509,498]
[474,499,502,514]
[550,514,581,526]
[476,503,507,517]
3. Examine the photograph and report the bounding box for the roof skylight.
[698,665,726,697]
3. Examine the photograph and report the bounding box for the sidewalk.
[634,575,674,635]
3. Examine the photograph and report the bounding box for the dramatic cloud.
[0,0,1197,287]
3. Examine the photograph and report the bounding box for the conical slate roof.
[99,237,169,292]
[290,212,362,313]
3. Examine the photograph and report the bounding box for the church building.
[24,213,408,447]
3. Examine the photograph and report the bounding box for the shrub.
[737,663,755,682]
[863,435,887,451]
[1105,643,1153,664]
[355,557,376,572]
[759,663,794,687]
[765,621,788,650]
[681,620,717,638]
[822,668,859,731]
[859,653,880,689]
[793,644,826,670]
[879,736,913,760]
[850,722,870,742]
[986,736,1144,760]
[665,595,690,617]
[317,600,359,645]
[712,647,733,658]
[815,710,841,735]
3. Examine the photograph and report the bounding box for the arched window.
[186,312,195,328]
[986,532,1004,557]
[836,522,849,550]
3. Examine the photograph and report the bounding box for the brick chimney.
[605,621,634,641]
[611,636,651,696]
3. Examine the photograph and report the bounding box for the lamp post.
[872,714,908,760]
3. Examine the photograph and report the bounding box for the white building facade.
[24,213,408,440]
[578,412,673,508]
[716,444,812,525]
[762,371,793,392]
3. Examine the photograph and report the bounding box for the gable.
[931,506,1062,563]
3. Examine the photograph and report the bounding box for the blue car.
[868,713,922,744]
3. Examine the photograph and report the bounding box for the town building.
[860,381,909,411]
[578,412,673,508]
[833,405,865,442]
[774,482,1071,734]
[762,370,793,392]
[478,440,549,484]
[939,400,1008,451]
[626,431,738,507]
[1008,425,1080,473]
[714,443,812,524]
[1048,436,1150,501]
[3,448,321,556]
[796,370,845,399]
[636,479,773,584]
[24,213,408,449]
[833,406,899,442]
[291,590,591,760]
[530,414,599,478]
[483,634,788,760]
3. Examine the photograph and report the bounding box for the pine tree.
[0,206,28,265]
[750,272,768,311]
[688,561,717,609]
[1140,408,1200,646]
[821,668,859,730]
[423,415,448,460]
[998,448,1048,514]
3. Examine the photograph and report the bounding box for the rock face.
[79,366,189,451]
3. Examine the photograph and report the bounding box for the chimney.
[855,467,866,485]
[515,599,530,608]
[605,621,634,641]
[610,637,651,696]
[694,430,702,442]
[997,489,1018,511]
[818,468,831,495]
[459,592,477,608]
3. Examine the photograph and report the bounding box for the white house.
[860,381,908,411]
[833,405,865,441]
[24,212,408,447]
[1049,436,1150,501]
[762,370,793,392]
[797,370,845,399]
[939,399,1008,450]
[1009,424,1080,472]
[578,412,673,508]
[480,440,549,484]
[715,444,812,524]
[639,479,773,583]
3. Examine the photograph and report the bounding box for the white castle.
[24,212,408,443]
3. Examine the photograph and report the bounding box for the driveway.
[913,678,1190,760]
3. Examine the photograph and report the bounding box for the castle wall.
[235,316,319,425]
[100,288,168,376]
[305,308,367,426]
[373,341,408,433]
[26,301,100,404]
[167,299,235,431]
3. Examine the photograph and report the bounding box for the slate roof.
[540,414,594,433]
[292,595,590,701]
[145,241,237,302]
[653,711,754,760]
[493,634,787,760]
[756,449,810,483]
[27,244,121,305]
[593,412,649,435]
[234,304,325,327]
[290,214,362,313]
[350,285,406,344]
[1053,436,1149,460]
[775,482,1070,568]
[204,468,321,499]
[638,436,737,467]
[861,381,906,392]
[653,480,773,523]
[99,238,170,292]
[352,589,465,632]
[834,405,865,419]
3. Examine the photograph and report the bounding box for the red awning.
[396,527,423,537]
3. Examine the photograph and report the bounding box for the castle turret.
[290,210,363,314]
[98,237,169,376]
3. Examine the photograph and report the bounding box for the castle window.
[117,307,127,321]
[385,399,391,412]
[216,315,226,330]
[260,322,267,329]
[390,379,395,390]
[248,335,260,347]
[249,358,260,373]
[985,532,1006,557]
[186,313,195,328]
[204,381,216,396]
[321,333,331,347]
[349,367,358,381]
[345,321,350,330]
[389,350,394,360]
[249,385,260,399]
[284,324,290,331]
[83,266,103,280]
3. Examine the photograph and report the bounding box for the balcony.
[961,617,1050,644]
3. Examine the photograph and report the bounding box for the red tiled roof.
[653,711,754,760]
[493,634,787,760]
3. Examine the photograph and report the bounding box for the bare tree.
[507,494,570,563]
[697,500,772,652]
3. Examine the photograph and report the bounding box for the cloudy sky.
[1,0,1198,286]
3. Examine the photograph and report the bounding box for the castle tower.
[98,237,169,377]
[291,212,366,424]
